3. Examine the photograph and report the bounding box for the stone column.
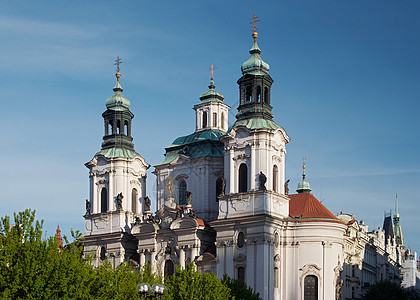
[250,144,256,190]
[108,168,114,211]
[229,148,235,193]
[139,250,145,267]
[179,246,185,269]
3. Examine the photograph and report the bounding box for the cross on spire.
[209,64,215,81]
[250,13,260,33]
[115,56,122,73]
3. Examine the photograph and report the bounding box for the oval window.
[237,232,245,248]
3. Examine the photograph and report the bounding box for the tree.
[363,280,420,300]
[221,275,261,300]
[0,209,96,299]
[164,264,232,300]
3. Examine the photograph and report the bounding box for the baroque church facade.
[82,25,408,299]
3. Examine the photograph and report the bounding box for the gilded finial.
[302,156,306,179]
[115,56,122,81]
[250,13,260,39]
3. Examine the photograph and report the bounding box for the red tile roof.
[289,193,339,221]
[197,218,205,226]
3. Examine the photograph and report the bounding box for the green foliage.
[221,275,261,300]
[0,209,162,299]
[363,280,420,300]
[164,264,232,300]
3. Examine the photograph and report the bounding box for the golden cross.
[250,13,260,32]
[303,156,306,168]
[209,64,215,80]
[115,56,122,73]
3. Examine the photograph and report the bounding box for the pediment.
[131,222,159,235]
[170,217,200,230]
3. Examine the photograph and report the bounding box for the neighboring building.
[337,213,401,299]
[82,23,414,300]
[401,250,420,291]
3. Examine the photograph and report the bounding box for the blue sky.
[0,1,419,252]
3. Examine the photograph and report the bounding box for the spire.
[394,193,400,218]
[297,157,312,194]
[106,57,130,110]
[241,13,269,76]
[101,57,135,152]
[55,225,63,247]
[199,64,224,103]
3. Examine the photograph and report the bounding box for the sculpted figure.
[144,196,151,212]
[85,199,91,215]
[259,171,267,190]
[186,191,192,206]
[116,193,123,210]
[284,179,290,195]
[221,178,226,196]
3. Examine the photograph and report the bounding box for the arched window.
[164,260,174,277]
[124,120,128,135]
[257,86,261,102]
[246,86,252,102]
[304,275,318,300]
[238,267,245,282]
[101,187,107,213]
[216,177,223,202]
[100,246,106,261]
[110,120,115,134]
[202,111,208,128]
[273,165,278,192]
[213,112,217,127]
[264,87,269,104]
[179,181,187,206]
[221,112,225,130]
[131,188,138,213]
[117,120,121,134]
[239,163,248,193]
[274,267,279,288]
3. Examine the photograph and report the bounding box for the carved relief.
[299,264,322,287]
[231,197,251,212]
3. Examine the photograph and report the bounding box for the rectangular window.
[213,113,217,127]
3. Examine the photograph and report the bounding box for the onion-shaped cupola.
[105,75,131,110]
[199,77,225,103]
[297,160,312,194]
[236,14,274,122]
[241,32,270,76]
[101,57,135,152]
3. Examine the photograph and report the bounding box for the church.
[82,20,375,300]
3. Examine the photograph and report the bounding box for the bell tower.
[211,17,291,299]
[84,58,150,266]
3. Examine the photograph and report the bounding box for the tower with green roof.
[217,19,290,219]
[154,69,230,221]
[84,60,150,266]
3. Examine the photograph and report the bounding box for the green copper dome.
[297,179,311,194]
[105,81,130,111]
[199,80,224,103]
[296,163,312,194]
[241,38,270,76]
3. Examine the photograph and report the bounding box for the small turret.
[297,158,312,194]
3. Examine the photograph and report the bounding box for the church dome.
[241,34,270,76]
[297,178,311,194]
[199,80,224,103]
[296,161,312,194]
[105,77,130,111]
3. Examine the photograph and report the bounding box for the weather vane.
[250,13,260,33]
[209,64,215,81]
[115,56,122,73]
